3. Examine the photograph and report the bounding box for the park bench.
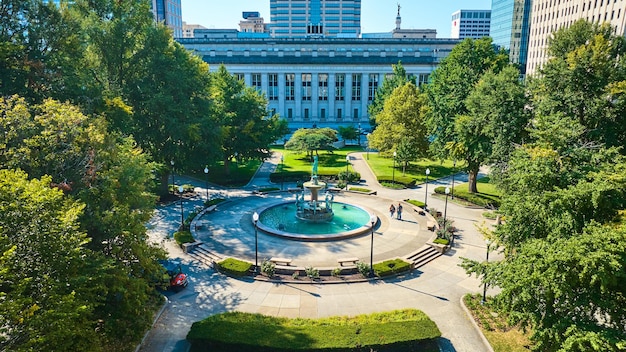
[269,257,292,266]
[337,257,359,266]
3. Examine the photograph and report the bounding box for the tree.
[425,37,509,192]
[284,128,337,160]
[337,125,358,143]
[530,20,626,150]
[0,170,103,351]
[210,65,288,174]
[368,61,414,127]
[369,82,429,164]
[449,66,529,192]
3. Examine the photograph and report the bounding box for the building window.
[285,74,295,101]
[318,74,328,101]
[418,74,430,87]
[368,74,378,101]
[304,108,309,119]
[302,73,312,101]
[235,73,245,81]
[288,108,293,119]
[353,108,358,120]
[268,74,278,101]
[352,74,361,101]
[337,108,342,119]
[252,74,262,91]
[335,74,345,101]
[321,108,326,119]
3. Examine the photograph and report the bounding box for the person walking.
[389,204,396,218]
[397,203,403,220]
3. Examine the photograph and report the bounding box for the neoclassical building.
[179,36,460,131]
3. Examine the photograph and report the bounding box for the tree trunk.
[468,167,479,193]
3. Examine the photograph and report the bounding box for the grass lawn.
[463,294,533,352]
[435,177,502,208]
[271,146,363,177]
[366,153,460,185]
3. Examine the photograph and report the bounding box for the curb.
[459,295,495,352]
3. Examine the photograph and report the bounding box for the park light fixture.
[253,211,259,274]
[392,151,397,185]
[204,166,209,203]
[369,214,377,277]
[424,168,431,210]
[482,239,492,304]
[178,185,184,230]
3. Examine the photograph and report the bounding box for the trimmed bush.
[377,175,416,187]
[261,260,275,278]
[434,186,501,208]
[304,266,319,279]
[187,310,441,352]
[433,238,449,245]
[269,171,310,183]
[217,258,252,277]
[406,199,425,208]
[338,170,361,183]
[356,261,370,277]
[373,259,412,277]
[174,231,194,246]
[348,186,371,193]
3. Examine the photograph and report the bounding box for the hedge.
[217,258,252,277]
[174,231,194,246]
[434,186,501,208]
[187,310,441,352]
[373,259,412,277]
[377,176,416,188]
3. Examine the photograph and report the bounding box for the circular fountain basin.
[256,202,377,241]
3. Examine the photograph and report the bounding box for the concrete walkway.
[139,152,497,352]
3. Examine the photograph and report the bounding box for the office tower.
[152,0,183,38]
[239,12,269,34]
[490,0,531,74]
[450,10,492,39]
[527,0,626,75]
[270,0,361,38]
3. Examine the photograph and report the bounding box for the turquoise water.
[259,202,370,235]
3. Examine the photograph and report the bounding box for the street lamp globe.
[253,212,260,274]
[424,168,431,210]
[204,166,209,202]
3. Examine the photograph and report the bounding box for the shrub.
[433,238,449,245]
[304,266,319,279]
[269,170,310,183]
[356,262,370,277]
[380,181,405,189]
[434,186,501,208]
[217,258,252,277]
[292,271,300,279]
[406,199,425,208]
[336,180,347,189]
[331,267,342,277]
[348,186,371,193]
[260,260,275,278]
[337,170,360,183]
[173,231,194,246]
[372,259,411,277]
[482,211,498,220]
[377,175,416,187]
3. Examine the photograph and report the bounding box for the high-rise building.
[490,0,531,74]
[152,0,183,38]
[182,22,207,38]
[450,10,492,39]
[269,0,361,38]
[239,12,269,34]
[527,0,626,75]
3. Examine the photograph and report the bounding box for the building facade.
[269,0,361,38]
[182,22,207,38]
[179,37,460,131]
[527,0,626,75]
[450,9,492,39]
[152,0,183,38]
[490,0,531,74]
[239,12,269,33]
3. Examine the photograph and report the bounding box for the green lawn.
[435,177,502,208]
[271,146,362,176]
[366,153,460,186]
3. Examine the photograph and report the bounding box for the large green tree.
[531,20,626,149]
[425,37,509,192]
[210,65,288,173]
[368,61,414,127]
[368,82,429,166]
[0,169,102,351]
[285,128,337,160]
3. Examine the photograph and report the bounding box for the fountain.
[253,155,378,241]
[295,155,334,222]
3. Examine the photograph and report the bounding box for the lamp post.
[424,168,430,210]
[444,187,450,227]
[345,155,350,190]
[482,239,492,304]
[280,155,284,190]
[252,212,259,274]
[392,151,397,185]
[204,166,209,203]
[451,159,456,200]
[178,185,184,230]
[170,159,175,194]
[366,133,370,160]
[357,123,361,146]
[369,214,376,277]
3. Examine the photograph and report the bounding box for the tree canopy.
[285,128,338,160]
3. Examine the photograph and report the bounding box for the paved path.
[139,152,497,352]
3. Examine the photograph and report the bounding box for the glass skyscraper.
[489,0,531,74]
[152,0,183,38]
[270,0,361,38]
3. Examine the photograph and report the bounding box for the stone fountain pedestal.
[297,176,334,222]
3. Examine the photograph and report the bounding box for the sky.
[181,0,493,38]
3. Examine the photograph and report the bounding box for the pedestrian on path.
[397,203,403,220]
[389,204,396,218]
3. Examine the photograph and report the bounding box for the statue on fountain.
[296,155,334,222]
[311,155,319,185]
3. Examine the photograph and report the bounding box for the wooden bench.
[337,257,359,266]
[269,257,292,266]
[427,220,437,231]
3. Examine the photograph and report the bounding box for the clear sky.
[181,0,492,38]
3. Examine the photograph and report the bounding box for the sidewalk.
[140,151,495,352]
